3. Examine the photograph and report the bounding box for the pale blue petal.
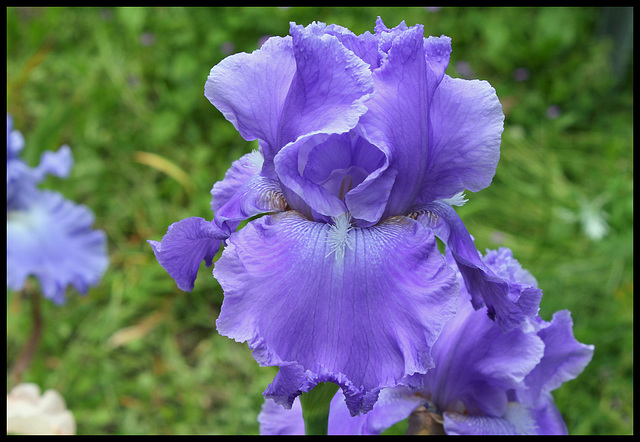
[7,190,108,304]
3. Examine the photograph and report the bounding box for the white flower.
[6,383,76,435]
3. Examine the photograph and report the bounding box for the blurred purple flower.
[258,248,594,435]
[139,32,155,46]
[150,17,514,415]
[7,114,108,305]
[513,67,530,82]
[220,41,235,55]
[546,104,562,119]
[454,60,475,79]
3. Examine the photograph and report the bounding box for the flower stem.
[299,382,340,435]
[9,286,43,386]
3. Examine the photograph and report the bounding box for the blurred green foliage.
[6,7,633,435]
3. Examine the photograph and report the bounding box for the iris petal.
[210,150,263,214]
[7,190,108,305]
[419,201,541,332]
[276,23,374,150]
[204,36,296,162]
[148,217,227,292]
[419,75,504,203]
[522,310,595,401]
[214,173,288,232]
[358,23,429,218]
[443,402,539,435]
[214,212,458,416]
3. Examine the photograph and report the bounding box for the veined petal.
[258,384,424,435]
[214,211,458,416]
[205,36,296,160]
[528,393,569,435]
[322,24,381,70]
[210,150,264,213]
[148,217,227,292]
[419,75,504,203]
[328,386,423,435]
[258,397,305,435]
[274,133,348,220]
[522,310,594,403]
[213,173,289,232]
[358,23,430,218]
[275,23,374,150]
[423,292,544,417]
[7,190,108,305]
[418,201,540,332]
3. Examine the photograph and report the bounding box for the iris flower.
[150,18,531,415]
[258,248,595,435]
[7,114,108,305]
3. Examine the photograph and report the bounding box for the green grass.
[7,7,633,435]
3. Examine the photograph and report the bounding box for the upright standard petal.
[418,75,504,203]
[275,23,374,150]
[7,190,108,305]
[357,23,431,219]
[214,211,458,416]
[205,36,296,162]
[148,217,227,292]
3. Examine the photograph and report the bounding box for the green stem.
[299,382,340,435]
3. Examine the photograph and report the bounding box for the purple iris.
[258,248,595,435]
[150,18,524,415]
[7,114,108,305]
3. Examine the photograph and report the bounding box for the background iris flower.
[257,248,595,435]
[6,114,108,305]
[150,18,542,416]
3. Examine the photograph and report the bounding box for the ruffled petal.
[522,310,594,402]
[417,201,540,332]
[204,35,296,162]
[275,23,374,150]
[419,75,504,203]
[30,145,74,184]
[322,23,381,70]
[7,190,108,305]
[148,217,227,292]
[8,145,74,211]
[357,23,431,218]
[423,288,544,417]
[214,211,458,416]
